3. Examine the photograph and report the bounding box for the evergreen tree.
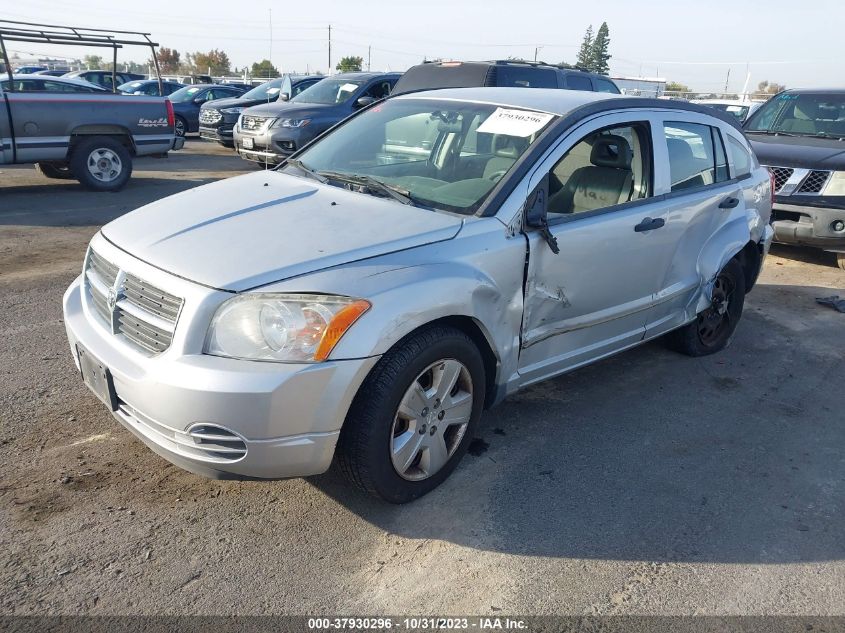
[590,22,611,75]
[576,25,594,69]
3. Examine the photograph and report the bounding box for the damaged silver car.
[63,88,773,503]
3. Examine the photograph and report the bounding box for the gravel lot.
[1,140,844,616]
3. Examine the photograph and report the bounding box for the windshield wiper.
[284,159,326,182]
[316,171,419,206]
[747,130,799,137]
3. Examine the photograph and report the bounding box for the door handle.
[719,197,740,209]
[634,217,665,232]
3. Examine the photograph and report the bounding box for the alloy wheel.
[86,148,122,183]
[697,274,735,346]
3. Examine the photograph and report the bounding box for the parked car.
[33,68,71,77]
[1,74,184,191]
[63,70,146,91]
[199,74,323,147]
[63,88,773,502]
[744,89,845,269]
[168,84,247,137]
[1,73,105,93]
[13,65,47,74]
[118,79,185,96]
[233,72,399,163]
[392,60,620,95]
[693,99,761,123]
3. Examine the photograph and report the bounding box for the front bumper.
[61,239,378,479]
[233,126,308,164]
[771,201,845,252]
[199,122,235,144]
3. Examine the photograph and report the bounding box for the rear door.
[517,111,673,383]
[640,114,742,338]
[0,82,11,163]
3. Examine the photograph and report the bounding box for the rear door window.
[496,66,557,88]
[726,134,752,177]
[565,74,593,91]
[664,122,730,191]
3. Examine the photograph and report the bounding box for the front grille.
[796,170,830,194]
[199,108,221,125]
[769,167,794,192]
[84,248,183,354]
[241,115,270,131]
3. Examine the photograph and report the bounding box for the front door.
[517,113,673,384]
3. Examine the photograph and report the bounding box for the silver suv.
[63,89,773,503]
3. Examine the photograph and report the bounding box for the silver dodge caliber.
[63,88,774,503]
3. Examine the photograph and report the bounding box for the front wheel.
[336,325,486,504]
[69,137,132,192]
[667,258,746,356]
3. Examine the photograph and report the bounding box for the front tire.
[336,325,486,504]
[69,137,132,192]
[35,162,74,180]
[667,258,746,357]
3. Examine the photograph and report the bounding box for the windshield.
[118,81,144,92]
[745,92,845,137]
[705,103,749,120]
[287,98,556,214]
[291,78,364,105]
[169,85,205,102]
[241,77,285,101]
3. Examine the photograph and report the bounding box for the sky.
[4,0,841,93]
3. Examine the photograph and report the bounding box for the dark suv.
[199,74,322,147]
[392,60,620,95]
[744,89,845,269]
[63,70,145,91]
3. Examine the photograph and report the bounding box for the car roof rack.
[0,19,163,93]
[489,59,594,73]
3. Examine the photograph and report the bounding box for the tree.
[83,54,104,69]
[665,81,691,94]
[335,56,363,73]
[576,25,594,69]
[152,48,181,74]
[590,22,611,75]
[251,59,280,78]
[757,80,786,95]
[186,49,231,75]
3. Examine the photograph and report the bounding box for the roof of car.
[329,72,401,80]
[5,73,105,89]
[394,87,744,130]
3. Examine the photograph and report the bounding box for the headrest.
[590,134,632,169]
[492,135,527,158]
[794,101,818,121]
[667,138,695,163]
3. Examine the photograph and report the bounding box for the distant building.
[611,76,667,98]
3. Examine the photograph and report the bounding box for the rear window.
[594,78,619,94]
[392,63,492,94]
[495,66,557,88]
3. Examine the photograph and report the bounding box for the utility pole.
[328,24,332,75]
[724,67,731,95]
[534,46,543,62]
[368,45,371,71]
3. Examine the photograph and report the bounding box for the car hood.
[746,133,845,170]
[241,101,335,119]
[101,171,463,292]
[201,95,277,111]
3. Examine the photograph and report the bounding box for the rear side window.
[565,74,593,91]
[664,122,730,192]
[594,78,619,94]
[496,67,557,88]
[726,134,752,177]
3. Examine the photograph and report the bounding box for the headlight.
[205,294,370,362]
[273,118,310,128]
[220,106,244,114]
[823,171,845,196]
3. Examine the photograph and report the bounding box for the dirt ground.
[1,141,844,616]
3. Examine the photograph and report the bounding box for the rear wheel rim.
[390,359,473,481]
[697,274,735,346]
[86,148,122,182]
[175,119,185,136]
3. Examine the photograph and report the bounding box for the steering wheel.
[487,170,508,183]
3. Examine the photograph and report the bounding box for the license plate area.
[241,137,254,149]
[76,344,117,411]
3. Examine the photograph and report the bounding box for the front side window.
[546,123,651,216]
[664,122,729,192]
[241,77,285,101]
[288,99,556,214]
[364,80,394,100]
[291,78,365,105]
[169,86,205,102]
[745,92,845,138]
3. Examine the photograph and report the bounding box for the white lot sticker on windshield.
[340,83,358,92]
[476,108,554,137]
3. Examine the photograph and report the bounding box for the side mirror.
[525,174,560,254]
[355,96,376,108]
[278,92,289,102]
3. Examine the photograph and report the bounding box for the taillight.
[165,99,175,129]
